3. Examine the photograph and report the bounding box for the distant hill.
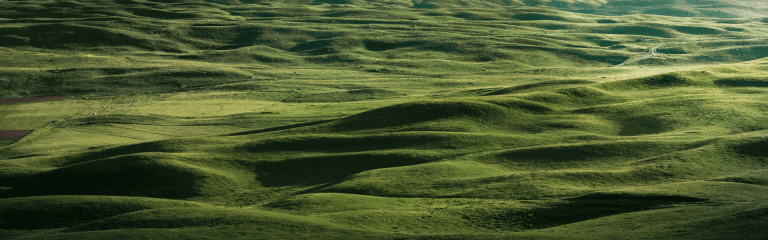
[195,0,768,18]
[527,0,768,18]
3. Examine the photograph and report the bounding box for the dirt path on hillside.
[611,45,663,67]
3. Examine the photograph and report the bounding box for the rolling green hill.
[2,0,768,239]
[527,0,768,18]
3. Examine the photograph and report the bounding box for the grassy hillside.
[528,0,768,18]
[127,0,768,18]
[2,0,768,239]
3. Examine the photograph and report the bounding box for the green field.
[2,0,768,239]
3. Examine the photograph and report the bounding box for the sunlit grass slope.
[5,62,768,239]
[2,0,768,239]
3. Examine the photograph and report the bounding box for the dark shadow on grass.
[593,26,675,38]
[477,193,706,230]
[363,40,426,51]
[484,80,594,96]
[130,8,198,19]
[0,196,203,230]
[597,40,621,47]
[715,79,768,88]
[601,73,697,90]
[657,46,687,54]
[282,89,401,103]
[673,26,724,35]
[618,116,676,136]
[226,119,335,136]
[0,23,184,52]
[330,101,510,131]
[248,153,433,187]
[4,154,209,199]
[733,138,768,157]
[597,19,619,23]
[512,13,566,21]
[493,139,708,164]
[240,134,445,153]
[46,139,195,167]
[288,39,333,53]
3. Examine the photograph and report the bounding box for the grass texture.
[2,0,768,239]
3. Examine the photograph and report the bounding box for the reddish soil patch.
[0,96,64,104]
[0,130,33,145]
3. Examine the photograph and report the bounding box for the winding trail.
[611,45,663,67]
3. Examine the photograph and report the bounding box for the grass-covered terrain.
[2,0,768,239]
